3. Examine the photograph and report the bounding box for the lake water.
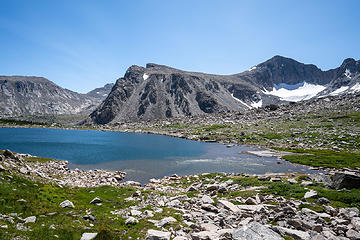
[0,127,314,183]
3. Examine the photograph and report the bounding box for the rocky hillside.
[0,76,112,117]
[1,149,360,239]
[85,56,360,124]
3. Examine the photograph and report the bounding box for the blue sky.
[1,0,359,93]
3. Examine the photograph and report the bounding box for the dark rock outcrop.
[332,173,360,189]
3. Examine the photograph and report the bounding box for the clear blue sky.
[1,0,359,93]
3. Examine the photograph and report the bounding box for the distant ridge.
[0,76,113,116]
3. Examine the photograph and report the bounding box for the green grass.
[0,170,156,239]
[203,124,228,131]
[23,156,55,163]
[274,148,360,169]
[262,182,307,199]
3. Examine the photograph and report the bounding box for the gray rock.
[339,207,359,219]
[352,217,360,231]
[191,231,219,240]
[287,178,298,184]
[19,167,29,175]
[173,237,189,240]
[146,229,171,240]
[83,215,96,221]
[80,233,98,240]
[272,226,310,240]
[130,210,142,216]
[233,222,283,240]
[206,184,219,191]
[346,229,360,240]
[316,197,331,204]
[156,216,176,228]
[24,216,36,223]
[125,216,138,225]
[166,199,181,208]
[300,181,314,186]
[187,186,198,192]
[201,204,219,213]
[201,195,214,204]
[258,176,271,181]
[90,197,102,204]
[309,173,333,187]
[217,200,239,213]
[245,197,258,205]
[304,189,318,199]
[200,222,219,232]
[59,200,74,208]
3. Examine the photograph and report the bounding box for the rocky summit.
[85,56,360,124]
[0,76,112,117]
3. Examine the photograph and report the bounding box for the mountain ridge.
[0,76,113,117]
[85,55,360,124]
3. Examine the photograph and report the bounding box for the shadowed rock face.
[0,76,112,117]
[85,56,360,124]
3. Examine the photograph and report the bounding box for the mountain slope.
[0,76,112,116]
[85,56,360,124]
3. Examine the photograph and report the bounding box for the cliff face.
[0,76,111,116]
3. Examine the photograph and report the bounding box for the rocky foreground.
[1,150,360,240]
[0,149,126,188]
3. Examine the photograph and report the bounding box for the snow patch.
[263,82,326,102]
[350,83,360,92]
[96,91,100,94]
[231,93,251,109]
[330,86,350,96]
[251,100,262,108]
[248,66,257,72]
[143,73,149,80]
[344,69,352,79]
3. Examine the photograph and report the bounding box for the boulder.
[272,226,310,240]
[346,229,360,240]
[232,222,283,240]
[125,216,138,225]
[258,176,271,181]
[304,190,318,199]
[200,222,219,232]
[19,167,29,175]
[146,229,171,240]
[339,207,359,219]
[90,197,102,204]
[206,184,219,191]
[24,216,36,224]
[191,231,219,240]
[217,200,239,213]
[156,216,176,228]
[201,204,219,213]
[332,172,360,189]
[59,200,74,208]
[201,195,214,204]
[80,233,98,240]
[83,215,96,221]
[316,197,330,204]
[3,150,17,160]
